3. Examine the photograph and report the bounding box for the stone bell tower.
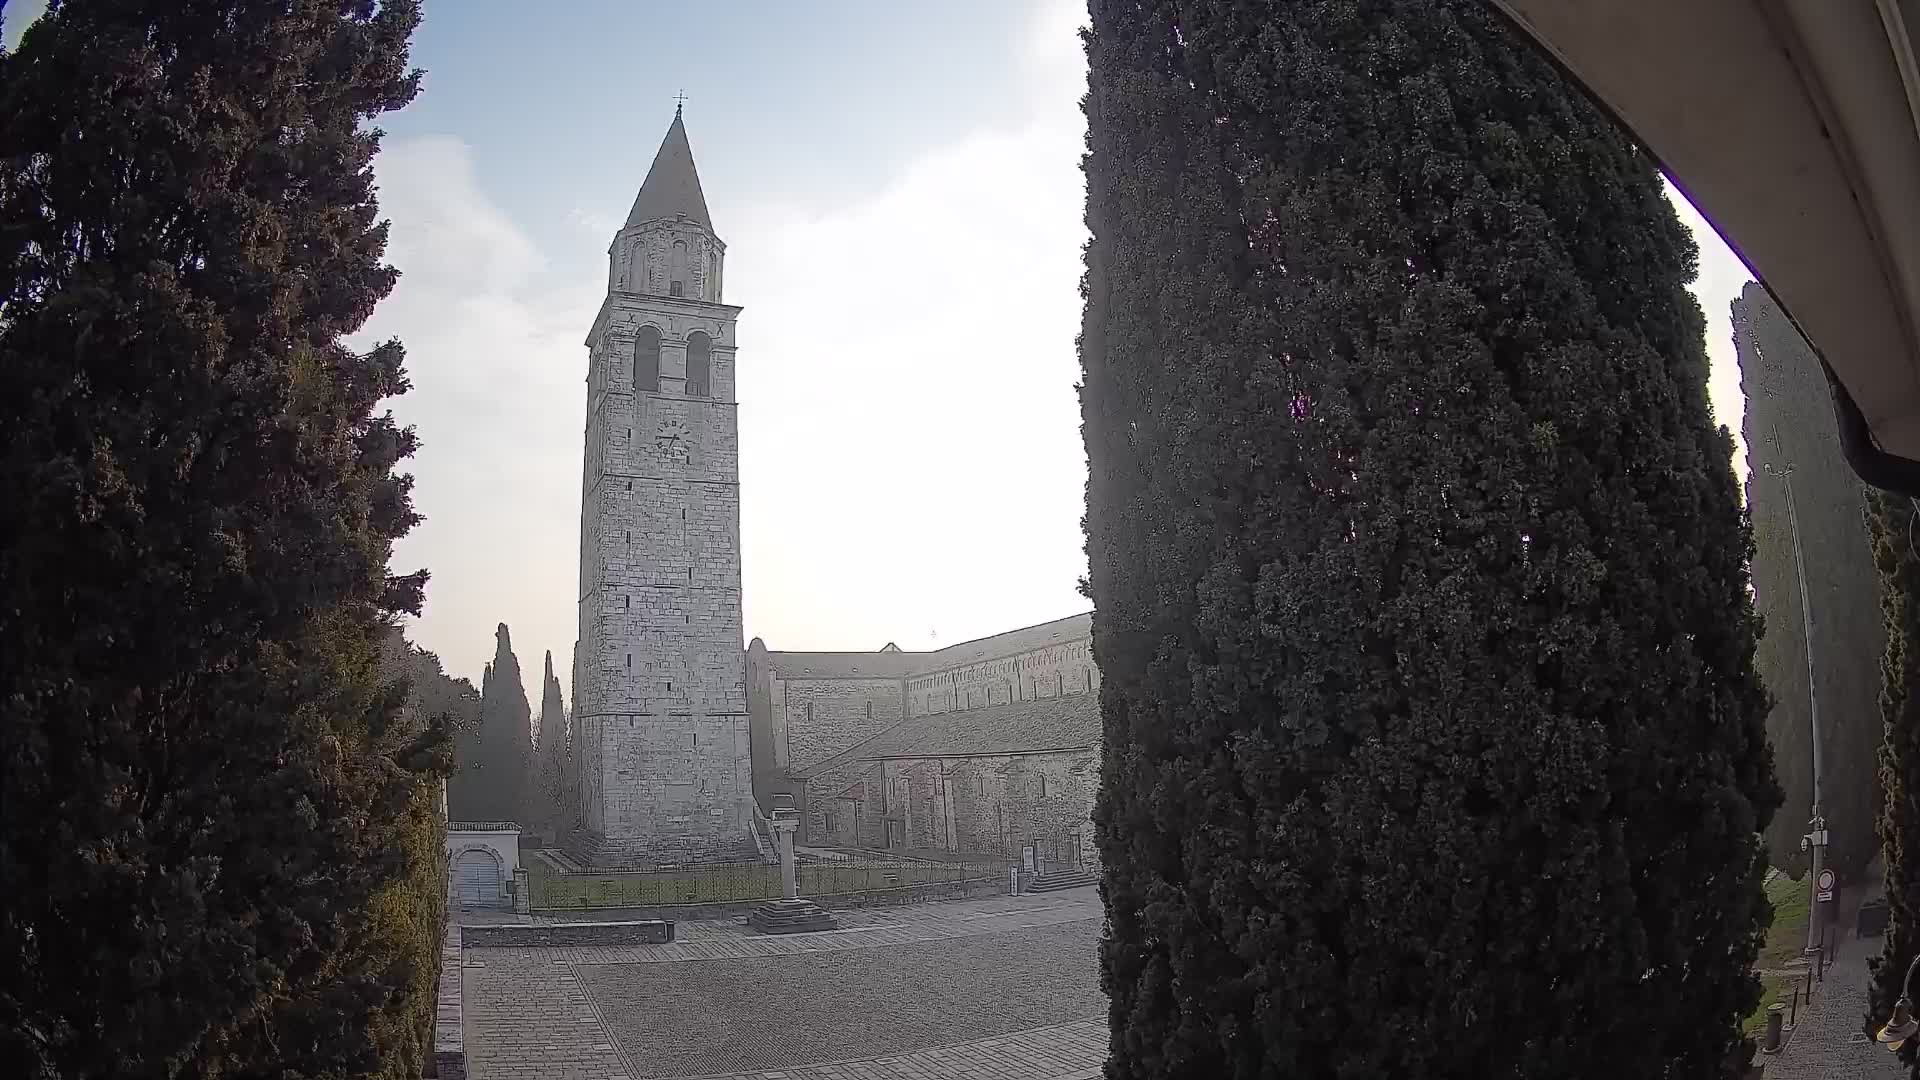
[572,108,754,865]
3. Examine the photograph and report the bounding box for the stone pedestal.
[749,807,838,934]
[748,896,838,934]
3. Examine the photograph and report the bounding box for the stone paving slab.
[687,1018,1107,1080]
[463,954,632,1080]
[476,890,1102,967]
[1759,928,1904,1079]
[463,887,1107,1080]
[580,921,1103,1078]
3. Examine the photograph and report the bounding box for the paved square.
[462,889,1109,1080]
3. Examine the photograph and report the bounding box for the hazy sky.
[5,1,1754,697]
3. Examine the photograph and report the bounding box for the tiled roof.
[766,651,925,680]
[764,612,1092,681]
[852,692,1100,761]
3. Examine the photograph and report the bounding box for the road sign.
[1816,868,1837,903]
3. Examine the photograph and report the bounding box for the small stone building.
[447,822,521,911]
[746,614,1102,869]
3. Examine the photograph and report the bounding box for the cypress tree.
[476,623,532,824]
[529,650,572,837]
[1737,282,1883,877]
[1870,491,1920,1071]
[447,661,492,821]
[1080,2,1779,1076]
[0,1,444,1076]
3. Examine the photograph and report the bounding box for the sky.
[4,0,1755,698]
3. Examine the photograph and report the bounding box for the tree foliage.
[1870,491,1920,1076]
[1079,2,1778,1076]
[0,1,446,1076]
[1737,282,1883,877]
[461,623,531,824]
[528,650,575,837]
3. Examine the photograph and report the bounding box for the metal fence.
[526,848,1011,912]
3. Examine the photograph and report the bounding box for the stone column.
[774,811,799,900]
[748,804,837,935]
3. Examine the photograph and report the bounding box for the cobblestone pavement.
[463,887,1106,1080]
[1760,928,1904,1078]
[691,1018,1107,1080]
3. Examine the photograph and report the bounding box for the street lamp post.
[1763,457,1829,955]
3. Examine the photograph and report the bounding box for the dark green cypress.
[476,623,533,824]
[1737,282,1883,878]
[530,650,573,837]
[0,1,443,1075]
[1870,491,1920,1075]
[1080,2,1779,1076]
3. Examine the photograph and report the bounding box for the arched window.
[670,240,688,297]
[685,330,711,397]
[634,325,661,393]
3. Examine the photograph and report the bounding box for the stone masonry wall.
[905,639,1098,718]
[773,676,906,773]
[575,216,752,864]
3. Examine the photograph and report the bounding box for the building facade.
[746,614,1102,870]
[572,111,756,865]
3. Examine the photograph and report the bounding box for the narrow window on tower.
[686,331,711,397]
[634,324,661,393]
[670,240,688,296]
[866,701,874,720]
[623,595,629,610]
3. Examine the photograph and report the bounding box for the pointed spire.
[625,111,712,231]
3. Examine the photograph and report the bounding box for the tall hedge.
[1870,491,1920,1074]
[1737,282,1884,877]
[1079,2,1780,1076]
[0,1,444,1076]
[471,624,532,824]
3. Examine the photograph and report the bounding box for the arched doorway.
[451,847,504,910]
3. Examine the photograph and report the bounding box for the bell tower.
[573,108,753,864]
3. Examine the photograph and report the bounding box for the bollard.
[1790,986,1799,1028]
[1763,1002,1788,1053]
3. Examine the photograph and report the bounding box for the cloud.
[360,135,598,688]
[727,0,1093,653]
[360,0,1751,691]
[1667,186,1757,487]
[364,0,1096,687]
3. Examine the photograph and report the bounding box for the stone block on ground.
[462,919,676,948]
[747,897,838,934]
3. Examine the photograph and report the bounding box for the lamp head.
[1877,997,1918,1051]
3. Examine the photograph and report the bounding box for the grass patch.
[527,857,997,910]
[1759,872,1812,969]
[1741,872,1815,1034]
[1743,972,1800,1035]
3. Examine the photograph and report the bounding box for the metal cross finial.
[674,89,687,117]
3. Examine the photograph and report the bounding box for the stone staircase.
[747,897,839,934]
[1026,867,1099,893]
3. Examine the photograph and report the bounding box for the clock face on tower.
[655,416,690,459]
